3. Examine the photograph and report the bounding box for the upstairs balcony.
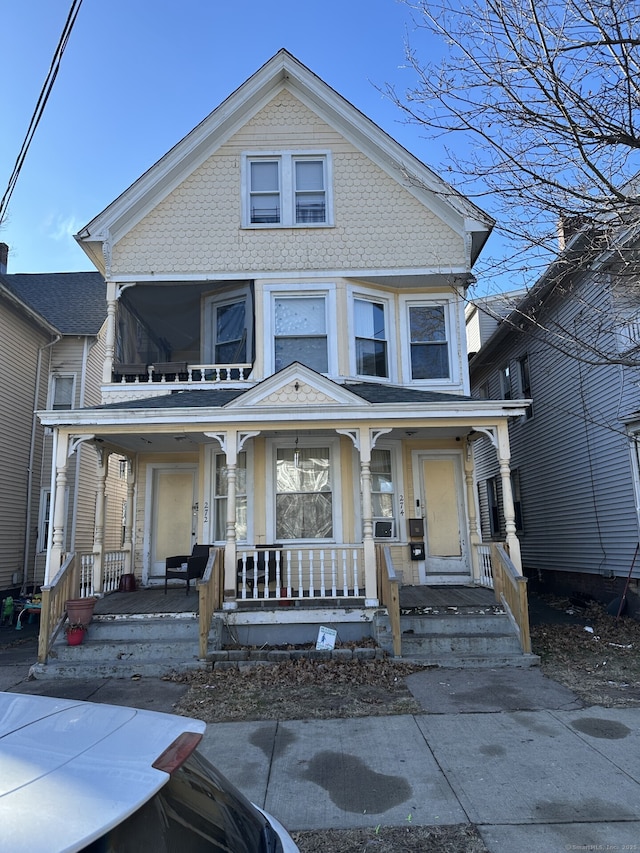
[102,279,256,402]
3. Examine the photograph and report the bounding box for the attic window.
[243,152,332,228]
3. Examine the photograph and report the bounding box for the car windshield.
[83,750,282,853]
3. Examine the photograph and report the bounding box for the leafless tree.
[389,0,640,364]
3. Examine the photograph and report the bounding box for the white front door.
[146,464,198,582]
[413,452,470,584]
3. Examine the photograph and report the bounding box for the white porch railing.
[103,551,127,593]
[236,546,364,602]
[476,544,494,588]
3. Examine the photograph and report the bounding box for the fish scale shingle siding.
[112,90,465,276]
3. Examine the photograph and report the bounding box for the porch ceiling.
[93,424,474,454]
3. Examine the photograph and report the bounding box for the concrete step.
[86,614,199,641]
[31,613,215,680]
[400,613,510,635]
[398,609,537,667]
[401,630,523,657]
[29,658,207,680]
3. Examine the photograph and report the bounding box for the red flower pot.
[66,627,86,646]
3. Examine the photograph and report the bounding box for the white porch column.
[46,430,70,583]
[92,448,107,594]
[464,436,481,581]
[496,421,522,572]
[123,459,135,574]
[359,430,379,606]
[103,281,118,384]
[223,429,238,605]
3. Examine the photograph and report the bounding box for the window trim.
[517,354,533,419]
[266,436,342,543]
[499,364,512,400]
[355,441,404,541]
[399,296,457,386]
[242,151,333,228]
[263,283,338,377]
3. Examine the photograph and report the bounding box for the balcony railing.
[112,362,253,385]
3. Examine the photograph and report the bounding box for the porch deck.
[399,585,499,611]
[91,584,497,616]
[93,589,198,616]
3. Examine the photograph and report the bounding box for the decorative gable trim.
[75,50,493,274]
[225,362,370,409]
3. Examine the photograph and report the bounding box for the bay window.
[408,305,449,380]
[274,295,328,373]
[354,298,388,378]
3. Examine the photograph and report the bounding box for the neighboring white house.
[38,51,528,642]
[468,227,640,602]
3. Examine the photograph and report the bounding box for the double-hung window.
[212,452,247,543]
[371,448,396,538]
[244,152,331,227]
[204,288,252,367]
[354,298,388,378]
[274,295,328,373]
[408,305,449,380]
[51,375,75,410]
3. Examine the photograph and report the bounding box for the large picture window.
[275,446,333,540]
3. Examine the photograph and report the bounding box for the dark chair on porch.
[165,544,212,595]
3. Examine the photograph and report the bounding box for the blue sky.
[0,1,465,276]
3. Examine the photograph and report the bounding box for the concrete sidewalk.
[2,633,640,853]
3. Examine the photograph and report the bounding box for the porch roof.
[94,383,475,411]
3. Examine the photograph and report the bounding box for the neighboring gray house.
[0,245,126,596]
[468,230,640,601]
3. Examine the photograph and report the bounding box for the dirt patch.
[168,656,425,722]
[291,824,488,853]
[531,596,640,707]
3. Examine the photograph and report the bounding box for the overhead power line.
[0,0,84,226]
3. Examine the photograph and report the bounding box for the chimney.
[0,243,8,275]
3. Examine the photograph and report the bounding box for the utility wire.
[0,0,84,226]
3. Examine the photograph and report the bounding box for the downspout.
[22,334,61,595]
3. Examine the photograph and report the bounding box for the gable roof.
[76,49,493,275]
[0,271,106,336]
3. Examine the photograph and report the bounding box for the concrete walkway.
[2,631,640,853]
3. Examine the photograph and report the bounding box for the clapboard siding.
[471,270,640,579]
[0,300,52,589]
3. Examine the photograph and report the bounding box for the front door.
[413,452,470,584]
[146,464,198,582]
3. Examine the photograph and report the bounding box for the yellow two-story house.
[39,51,527,650]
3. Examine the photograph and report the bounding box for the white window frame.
[400,296,457,386]
[266,436,342,544]
[347,286,396,382]
[203,287,253,365]
[203,443,253,546]
[49,374,76,410]
[241,151,333,228]
[263,283,338,377]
